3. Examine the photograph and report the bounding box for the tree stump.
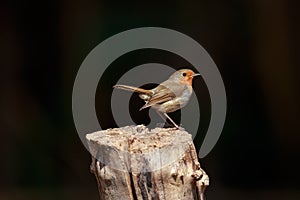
[86,125,209,200]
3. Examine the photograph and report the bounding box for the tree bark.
[86,125,209,200]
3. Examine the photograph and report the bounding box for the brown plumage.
[113,69,200,128]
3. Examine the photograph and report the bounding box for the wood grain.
[86,125,209,200]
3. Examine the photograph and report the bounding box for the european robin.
[113,69,200,128]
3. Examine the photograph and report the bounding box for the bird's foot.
[166,124,185,131]
[156,122,182,129]
[164,122,175,128]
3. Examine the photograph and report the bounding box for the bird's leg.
[155,110,168,127]
[155,110,173,128]
[155,110,179,129]
[163,113,179,129]
[155,110,165,120]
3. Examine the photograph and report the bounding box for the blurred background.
[1,0,299,199]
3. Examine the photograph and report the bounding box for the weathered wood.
[86,125,209,200]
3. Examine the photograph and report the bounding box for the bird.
[113,69,200,128]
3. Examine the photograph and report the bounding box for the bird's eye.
[182,72,187,77]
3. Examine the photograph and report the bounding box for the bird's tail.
[113,84,152,95]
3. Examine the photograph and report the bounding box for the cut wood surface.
[86,125,209,200]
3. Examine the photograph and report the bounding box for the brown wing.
[139,82,185,110]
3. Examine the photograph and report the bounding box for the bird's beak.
[193,73,201,77]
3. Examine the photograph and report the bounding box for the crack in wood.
[86,125,209,200]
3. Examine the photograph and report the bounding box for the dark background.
[1,0,300,199]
